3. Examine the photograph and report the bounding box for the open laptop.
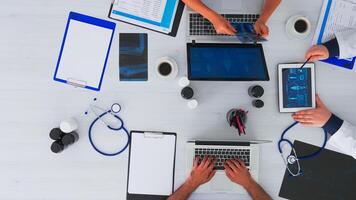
[186,139,271,194]
[186,0,265,42]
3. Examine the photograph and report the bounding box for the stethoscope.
[278,121,328,176]
[88,103,130,156]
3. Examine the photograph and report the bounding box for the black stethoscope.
[88,103,130,156]
[278,121,328,176]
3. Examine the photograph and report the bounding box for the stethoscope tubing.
[278,121,328,162]
[88,110,130,156]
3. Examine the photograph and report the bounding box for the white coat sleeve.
[335,30,356,59]
[326,121,356,159]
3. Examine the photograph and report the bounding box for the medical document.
[314,0,356,43]
[114,0,167,23]
[313,0,356,69]
[110,0,180,34]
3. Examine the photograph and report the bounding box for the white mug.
[156,57,178,79]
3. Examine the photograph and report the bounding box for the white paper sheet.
[128,132,176,196]
[56,20,113,88]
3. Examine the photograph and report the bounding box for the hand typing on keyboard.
[186,156,217,189]
[168,157,272,200]
[210,14,237,35]
[254,18,269,38]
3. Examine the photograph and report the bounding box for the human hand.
[211,14,236,35]
[224,159,255,189]
[305,45,329,61]
[292,95,332,127]
[254,19,269,38]
[186,156,216,189]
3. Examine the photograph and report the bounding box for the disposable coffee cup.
[286,15,311,39]
[156,57,178,79]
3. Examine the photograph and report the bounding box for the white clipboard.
[127,131,177,200]
[54,12,116,91]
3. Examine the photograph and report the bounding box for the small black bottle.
[51,140,65,153]
[252,99,264,108]
[49,128,65,140]
[181,87,194,100]
[61,132,79,146]
[248,85,264,98]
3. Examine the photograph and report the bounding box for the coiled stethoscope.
[278,121,328,176]
[88,103,130,156]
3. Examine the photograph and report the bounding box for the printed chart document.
[114,0,167,23]
[109,0,184,36]
[313,0,356,69]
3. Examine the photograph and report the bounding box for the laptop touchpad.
[210,172,233,191]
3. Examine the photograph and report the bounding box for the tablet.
[278,63,316,112]
[187,43,269,81]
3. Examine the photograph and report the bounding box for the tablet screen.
[282,68,312,108]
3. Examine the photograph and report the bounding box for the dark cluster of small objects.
[50,128,79,153]
[248,85,264,108]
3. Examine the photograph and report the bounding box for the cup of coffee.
[156,57,178,79]
[286,15,311,39]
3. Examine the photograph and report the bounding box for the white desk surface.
[1,0,355,199]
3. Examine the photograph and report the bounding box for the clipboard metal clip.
[144,132,164,139]
[67,78,87,88]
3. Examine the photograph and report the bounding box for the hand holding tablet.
[278,63,316,112]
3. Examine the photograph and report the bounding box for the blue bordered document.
[54,12,116,91]
[313,0,356,70]
[109,0,184,37]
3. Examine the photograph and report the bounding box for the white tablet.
[278,63,316,113]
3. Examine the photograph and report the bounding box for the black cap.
[181,87,194,99]
[253,99,264,108]
[61,134,75,145]
[51,141,64,153]
[249,85,264,98]
[49,128,65,140]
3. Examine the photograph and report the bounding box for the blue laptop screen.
[187,44,269,81]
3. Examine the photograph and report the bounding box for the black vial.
[51,140,65,153]
[61,132,79,146]
[49,128,65,140]
[252,99,264,108]
[248,85,264,98]
[181,87,194,99]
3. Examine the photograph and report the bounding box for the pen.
[300,57,311,69]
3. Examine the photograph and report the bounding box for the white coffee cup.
[60,118,78,133]
[156,57,178,79]
[286,15,311,39]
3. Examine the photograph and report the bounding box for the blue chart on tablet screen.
[282,68,312,108]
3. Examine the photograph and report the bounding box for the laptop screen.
[187,43,269,81]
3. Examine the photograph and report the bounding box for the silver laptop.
[186,139,270,194]
[186,0,264,42]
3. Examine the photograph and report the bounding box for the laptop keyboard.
[195,148,250,170]
[189,13,260,36]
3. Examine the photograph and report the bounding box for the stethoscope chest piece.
[287,155,297,165]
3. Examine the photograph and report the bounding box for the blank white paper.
[56,20,113,88]
[128,132,176,196]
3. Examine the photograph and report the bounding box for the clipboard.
[127,131,177,200]
[108,0,184,37]
[54,12,116,91]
